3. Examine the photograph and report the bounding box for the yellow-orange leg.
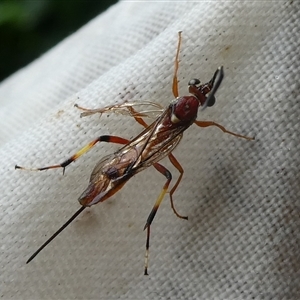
[15,135,129,174]
[194,120,255,141]
[172,31,182,98]
[126,105,149,128]
[144,162,172,275]
[168,153,187,220]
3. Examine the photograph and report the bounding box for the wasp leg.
[15,135,129,174]
[172,31,182,98]
[143,162,172,275]
[168,153,188,220]
[194,120,255,140]
[126,105,149,128]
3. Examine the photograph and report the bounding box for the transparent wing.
[75,100,165,119]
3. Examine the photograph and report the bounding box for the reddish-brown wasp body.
[16,32,253,275]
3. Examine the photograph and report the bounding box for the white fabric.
[1,1,300,299]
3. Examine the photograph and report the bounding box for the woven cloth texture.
[1,1,300,299]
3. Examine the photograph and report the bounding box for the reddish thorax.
[171,96,200,123]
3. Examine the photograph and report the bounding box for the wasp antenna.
[26,206,86,264]
[202,66,224,111]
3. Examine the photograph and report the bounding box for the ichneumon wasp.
[16,32,254,275]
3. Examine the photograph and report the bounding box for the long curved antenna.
[202,66,224,110]
[26,206,86,263]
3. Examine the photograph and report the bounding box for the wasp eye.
[188,78,200,86]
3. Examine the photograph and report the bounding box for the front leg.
[194,120,254,140]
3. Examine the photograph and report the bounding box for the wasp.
[15,32,254,275]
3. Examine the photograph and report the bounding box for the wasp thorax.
[172,96,199,123]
